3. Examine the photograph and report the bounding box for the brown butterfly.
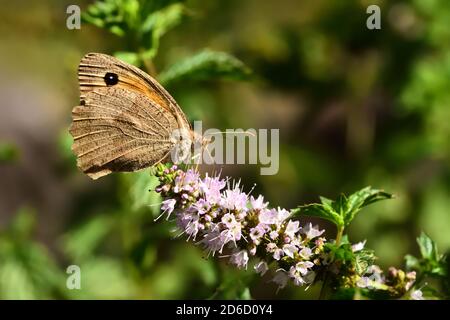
[69,53,195,179]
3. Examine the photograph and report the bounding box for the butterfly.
[69,53,196,179]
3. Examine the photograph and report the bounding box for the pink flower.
[351,240,366,252]
[299,247,313,259]
[295,261,314,275]
[259,208,278,225]
[273,248,284,260]
[250,225,266,242]
[284,220,300,238]
[301,223,324,239]
[161,199,176,218]
[222,186,249,212]
[411,289,424,300]
[283,244,298,258]
[199,174,225,204]
[230,250,249,269]
[250,195,268,211]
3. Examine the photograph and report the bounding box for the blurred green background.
[0,0,449,299]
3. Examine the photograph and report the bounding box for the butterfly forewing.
[78,53,188,124]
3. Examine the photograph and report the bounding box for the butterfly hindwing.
[70,86,178,179]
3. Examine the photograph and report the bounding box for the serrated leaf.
[291,203,344,227]
[293,187,393,228]
[319,196,333,207]
[159,50,252,86]
[343,187,393,226]
[417,232,439,261]
[333,194,348,217]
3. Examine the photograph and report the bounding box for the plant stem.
[335,225,344,246]
[318,225,345,300]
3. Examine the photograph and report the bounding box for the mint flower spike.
[154,165,329,290]
[154,165,420,298]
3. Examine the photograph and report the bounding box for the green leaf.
[292,187,393,228]
[325,243,354,263]
[291,203,344,227]
[405,232,447,278]
[417,232,439,261]
[343,187,394,226]
[319,196,333,207]
[159,50,252,86]
[333,194,348,218]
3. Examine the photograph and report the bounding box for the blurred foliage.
[0,142,20,164]
[159,49,252,86]
[0,0,449,299]
[0,208,66,299]
[404,232,448,299]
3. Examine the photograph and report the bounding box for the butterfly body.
[70,53,193,179]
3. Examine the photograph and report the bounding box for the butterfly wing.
[69,87,178,179]
[78,52,190,127]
